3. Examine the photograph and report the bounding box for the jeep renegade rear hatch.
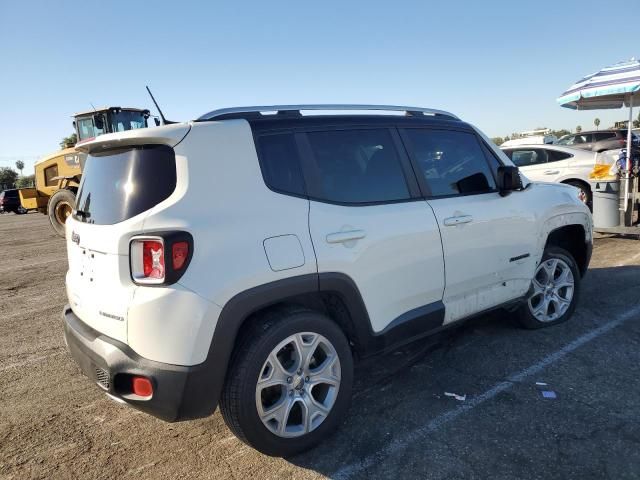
[73,145,176,225]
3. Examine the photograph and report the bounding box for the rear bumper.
[63,305,220,422]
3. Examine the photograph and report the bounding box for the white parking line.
[333,303,640,480]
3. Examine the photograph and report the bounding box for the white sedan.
[500,144,602,207]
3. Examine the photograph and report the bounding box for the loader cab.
[74,107,151,143]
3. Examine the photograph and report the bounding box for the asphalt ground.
[1,212,639,479]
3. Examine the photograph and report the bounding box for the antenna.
[90,103,97,112]
[145,86,174,125]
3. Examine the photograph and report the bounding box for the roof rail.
[197,104,460,121]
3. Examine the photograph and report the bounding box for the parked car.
[501,134,557,147]
[501,144,598,207]
[555,129,638,152]
[63,104,592,457]
[0,189,27,214]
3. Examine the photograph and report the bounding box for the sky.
[1,0,639,170]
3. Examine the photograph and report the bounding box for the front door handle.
[326,230,366,244]
[443,215,473,227]
[544,170,560,175]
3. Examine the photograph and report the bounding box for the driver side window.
[402,129,496,197]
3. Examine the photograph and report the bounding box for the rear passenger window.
[594,132,615,141]
[256,134,306,196]
[403,129,496,197]
[305,129,410,204]
[547,150,573,162]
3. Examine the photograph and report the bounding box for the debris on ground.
[444,392,466,401]
[541,390,557,399]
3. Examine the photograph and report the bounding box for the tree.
[16,174,35,188]
[594,118,600,130]
[59,133,77,149]
[15,160,24,175]
[576,125,582,133]
[550,129,571,139]
[491,137,505,146]
[634,112,640,129]
[0,167,18,190]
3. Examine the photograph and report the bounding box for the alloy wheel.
[528,258,575,322]
[255,332,341,438]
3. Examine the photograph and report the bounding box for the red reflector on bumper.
[132,376,153,397]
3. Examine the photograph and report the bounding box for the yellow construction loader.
[20,107,152,236]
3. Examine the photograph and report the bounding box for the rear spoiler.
[74,123,191,155]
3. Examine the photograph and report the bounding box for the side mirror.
[154,118,160,127]
[497,165,523,196]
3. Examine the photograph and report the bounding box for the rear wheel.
[516,246,580,329]
[15,206,28,215]
[566,180,592,211]
[220,308,353,457]
[48,189,76,237]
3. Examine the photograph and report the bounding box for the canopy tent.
[557,58,640,212]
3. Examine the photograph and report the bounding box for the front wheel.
[516,246,581,329]
[220,308,354,457]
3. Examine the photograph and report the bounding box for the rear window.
[305,129,410,204]
[73,145,176,225]
[3,190,18,199]
[255,133,306,196]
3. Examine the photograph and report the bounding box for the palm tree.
[594,118,600,130]
[15,160,24,176]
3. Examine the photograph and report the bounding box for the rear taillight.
[172,241,189,270]
[130,232,192,286]
[142,240,165,279]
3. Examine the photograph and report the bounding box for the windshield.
[109,111,148,133]
[73,145,176,225]
[555,135,571,145]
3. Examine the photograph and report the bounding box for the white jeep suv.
[63,105,592,457]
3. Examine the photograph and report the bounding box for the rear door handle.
[544,170,560,175]
[326,230,366,244]
[443,215,473,227]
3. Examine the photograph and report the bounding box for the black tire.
[47,189,76,237]
[516,246,581,329]
[566,180,592,211]
[15,206,28,215]
[220,307,354,457]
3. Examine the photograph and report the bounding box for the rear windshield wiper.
[74,209,90,219]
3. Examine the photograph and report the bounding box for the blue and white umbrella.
[558,58,640,206]
[557,58,640,110]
